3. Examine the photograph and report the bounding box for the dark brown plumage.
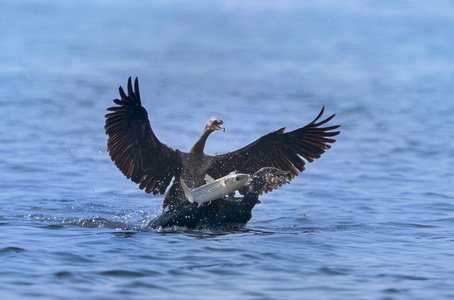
[206,108,340,180]
[105,77,340,210]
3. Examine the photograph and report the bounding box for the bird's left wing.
[207,106,340,192]
[105,77,182,195]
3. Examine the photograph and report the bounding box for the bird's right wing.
[207,106,340,185]
[105,77,182,195]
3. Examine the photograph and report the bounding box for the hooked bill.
[181,172,250,207]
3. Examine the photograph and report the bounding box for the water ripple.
[1,1,454,299]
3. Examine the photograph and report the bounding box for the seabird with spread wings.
[105,77,340,210]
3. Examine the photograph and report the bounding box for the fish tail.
[180,178,194,203]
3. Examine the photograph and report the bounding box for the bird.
[105,77,340,211]
[147,167,293,230]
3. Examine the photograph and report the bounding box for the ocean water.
[1,1,454,299]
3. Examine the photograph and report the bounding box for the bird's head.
[206,117,225,132]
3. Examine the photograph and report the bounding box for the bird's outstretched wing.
[105,77,182,195]
[207,106,340,193]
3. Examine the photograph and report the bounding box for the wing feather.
[207,106,340,193]
[105,77,182,195]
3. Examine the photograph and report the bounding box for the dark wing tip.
[118,85,127,101]
[308,105,325,125]
[127,77,133,96]
[269,106,340,175]
[115,76,141,106]
[134,77,140,101]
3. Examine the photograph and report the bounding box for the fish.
[181,171,251,207]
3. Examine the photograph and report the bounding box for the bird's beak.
[212,124,225,132]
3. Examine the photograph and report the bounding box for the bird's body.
[163,134,221,207]
[179,151,213,188]
[105,77,340,212]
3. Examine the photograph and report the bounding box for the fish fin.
[204,174,215,183]
[218,178,227,186]
[180,178,194,203]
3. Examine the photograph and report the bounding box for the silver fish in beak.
[181,172,250,207]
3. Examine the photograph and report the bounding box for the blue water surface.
[1,1,454,299]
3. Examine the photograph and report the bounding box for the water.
[1,1,454,299]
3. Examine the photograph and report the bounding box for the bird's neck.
[190,129,212,155]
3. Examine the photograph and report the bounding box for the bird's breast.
[180,154,213,188]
